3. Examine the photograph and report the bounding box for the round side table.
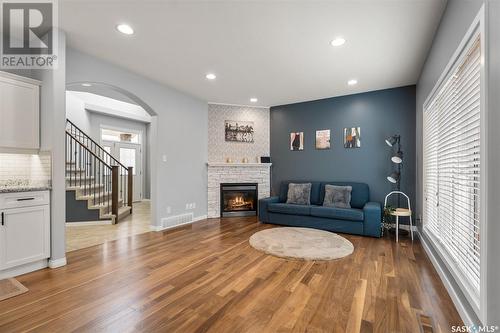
[390,208,413,243]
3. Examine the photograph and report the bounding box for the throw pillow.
[323,185,352,208]
[286,183,312,205]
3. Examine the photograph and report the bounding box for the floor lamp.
[385,135,408,235]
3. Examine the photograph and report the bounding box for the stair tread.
[88,200,124,210]
[101,206,131,221]
[67,183,105,190]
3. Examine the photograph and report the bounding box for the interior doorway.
[64,82,156,253]
[101,126,143,202]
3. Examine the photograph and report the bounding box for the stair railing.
[66,119,133,222]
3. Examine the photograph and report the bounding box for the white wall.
[416,0,499,326]
[33,30,67,264]
[66,48,208,224]
[208,104,269,163]
[66,91,91,133]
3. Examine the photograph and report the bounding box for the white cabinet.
[0,191,50,272]
[0,71,41,150]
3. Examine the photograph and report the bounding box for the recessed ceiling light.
[81,83,92,87]
[330,37,346,47]
[348,79,358,86]
[206,73,216,80]
[250,98,258,103]
[116,24,134,35]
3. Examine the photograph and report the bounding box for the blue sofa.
[258,181,382,237]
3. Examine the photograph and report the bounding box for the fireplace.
[220,183,258,217]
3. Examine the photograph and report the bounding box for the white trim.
[66,220,113,226]
[477,4,488,325]
[208,102,270,109]
[0,259,48,279]
[48,257,67,269]
[420,5,487,324]
[423,6,484,109]
[0,70,41,86]
[85,103,151,123]
[420,232,477,327]
[151,215,207,232]
[207,163,272,167]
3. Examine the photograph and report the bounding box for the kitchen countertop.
[0,180,51,193]
[0,186,51,193]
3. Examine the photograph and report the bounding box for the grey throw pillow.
[323,185,352,208]
[286,183,312,205]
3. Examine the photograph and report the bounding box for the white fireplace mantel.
[207,162,272,167]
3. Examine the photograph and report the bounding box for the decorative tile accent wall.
[207,165,271,218]
[208,104,270,163]
[0,153,51,187]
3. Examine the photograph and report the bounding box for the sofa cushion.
[310,206,364,221]
[286,183,312,205]
[323,185,352,208]
[268,203,311,216]
[279,181,321,204]
[319,182,369,209]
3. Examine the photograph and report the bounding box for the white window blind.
[423,35,481,303]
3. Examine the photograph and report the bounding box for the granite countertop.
[0,186,52,193]
[0,180,51,193]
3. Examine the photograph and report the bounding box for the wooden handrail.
[112,166,119,222]
[66,121,134,221]
[66,119,129,171]
[127,167,133,213]
[66,130,112,169]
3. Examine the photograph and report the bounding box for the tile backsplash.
[0,153,51,187]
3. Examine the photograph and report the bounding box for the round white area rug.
[249,227,354,260]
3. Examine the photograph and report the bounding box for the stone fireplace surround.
[207,163,271,218]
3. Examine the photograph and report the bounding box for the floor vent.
[161,213,194,228]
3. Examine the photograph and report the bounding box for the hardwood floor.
[0,217,462,332]
[65,201,152,252]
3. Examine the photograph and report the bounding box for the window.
[119,148,136,175]
[423,34,482,310]
[101,128,139,144]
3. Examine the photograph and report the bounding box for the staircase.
[66,119,133,224]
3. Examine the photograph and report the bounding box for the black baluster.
[93,155,96,206]
[79,144,82,189]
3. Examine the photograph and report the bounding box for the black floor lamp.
[385,134,408,235]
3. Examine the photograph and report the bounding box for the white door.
[102,141,142,202]
[118,143,142,202]
[0,205,50,270]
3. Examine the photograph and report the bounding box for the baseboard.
[419,231,477,327]
[0,259,48,279]
[151,214,208,232]
[66,220,113,226]
[48,257,67,269]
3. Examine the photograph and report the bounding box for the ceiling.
[60,0,446,107]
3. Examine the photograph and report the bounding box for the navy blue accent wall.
[270,85,416,206]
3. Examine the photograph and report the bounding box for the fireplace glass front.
[220,183,258,217]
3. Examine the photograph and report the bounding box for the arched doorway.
[64,82,157,252]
